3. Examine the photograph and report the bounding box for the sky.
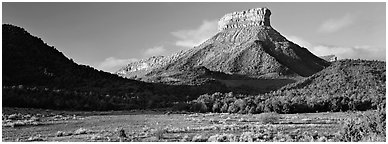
[2,2,386,72]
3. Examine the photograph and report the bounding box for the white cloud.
[96,57,138,73]
[143,46,166,57]
[284,35,385,61]
[171,20,218,48]
[318,14,354,33]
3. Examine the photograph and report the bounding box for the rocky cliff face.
[218,7,271,31]
[117,8,329,84]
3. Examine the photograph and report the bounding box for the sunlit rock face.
[218,7,271,31]
[117,7,329,84]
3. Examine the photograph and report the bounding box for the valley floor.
[1,107,368,142]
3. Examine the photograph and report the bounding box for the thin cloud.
[96,57,138,73]
[171,20,218,48]
[284,35,385,61]
[143,46,166,57]
[318,14,354,33]
[310,45,385,61]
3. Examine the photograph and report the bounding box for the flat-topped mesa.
[218,7,271,31]
[118,7,330,83]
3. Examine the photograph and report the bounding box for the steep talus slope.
[159,27,292,77]
[117,7,329,84]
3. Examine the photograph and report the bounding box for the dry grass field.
[2,107,367,142]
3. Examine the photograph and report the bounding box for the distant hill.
[186,59,386,114]
[117,7,329,85]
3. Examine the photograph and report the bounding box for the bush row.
[174,91,384,114]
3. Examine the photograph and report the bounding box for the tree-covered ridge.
[267,59,386,113]
[2,24,229,110]
[184,59,386,114]
[2,24,155,110]
[2,24,148,92]
[281,59,385,92]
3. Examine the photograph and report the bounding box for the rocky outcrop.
[218,7,271,31]
[320,55,338,62]
[116,56,165,78]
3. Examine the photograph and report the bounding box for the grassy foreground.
[1,107,384,142]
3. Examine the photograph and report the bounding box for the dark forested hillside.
[2,24,152,110]
[2,24,228,110]
[2,24,151,93]
[183,59,386,114]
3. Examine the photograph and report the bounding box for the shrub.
[172,102,190,111]
[339,106,386,142]
[227,103,239,113]
[220,103,229,113]
[74,128,88,135]
[154,129,167,140]
[248,106,257,114]
[56,131,65,137]
[190,102,208,113]
[208,133,237,142]
[234,99,247,112]
[239,132,254,142]
[212,101,222,113]
[197,94,214,108]
[339,118,365,142]
[117,128,127,138]
[180,135,191,142]
[27,135,45,141]
[192,134,208,142]
[260,113,280,124]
